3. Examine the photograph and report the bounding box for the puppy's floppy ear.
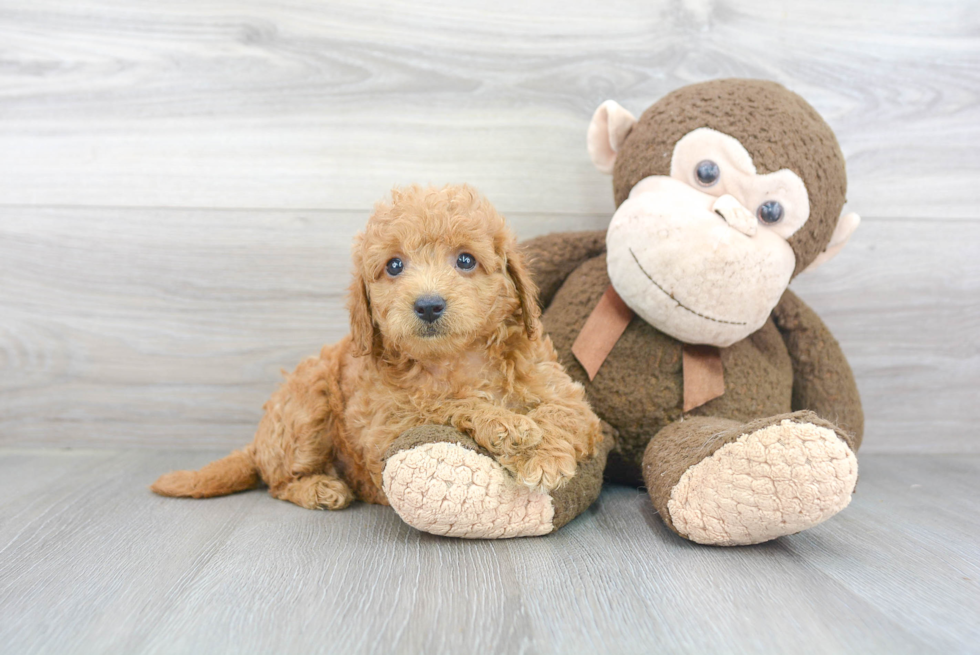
[503,238,541,340]
[347,235,377,357]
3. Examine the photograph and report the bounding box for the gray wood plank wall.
[1,0,978,452]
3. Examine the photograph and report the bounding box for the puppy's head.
[348,184,539,360]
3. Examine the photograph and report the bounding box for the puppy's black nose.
[414,295,446,323]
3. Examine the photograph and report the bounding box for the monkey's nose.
[712,194,758,237]
[414,295,446,323]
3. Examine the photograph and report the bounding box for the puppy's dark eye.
[385,258,404,277]
[696,160,720,186]
[757,200,784,224]
[456,253,477,271]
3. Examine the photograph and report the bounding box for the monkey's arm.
[772,289,864,451]
[521,230,606,309]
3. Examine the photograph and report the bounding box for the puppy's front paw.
[511,447,578,492]
[479,414,543,451]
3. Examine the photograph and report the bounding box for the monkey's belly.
[542,255,794,484]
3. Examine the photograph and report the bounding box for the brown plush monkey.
[526,79,864,545]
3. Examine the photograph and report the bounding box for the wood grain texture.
[2,208,977,452]
[0,0,978,218]
[0,449,976,654]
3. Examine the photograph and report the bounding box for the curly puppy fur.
[152,185,602,510]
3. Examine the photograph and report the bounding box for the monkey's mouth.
[628,248,747,327]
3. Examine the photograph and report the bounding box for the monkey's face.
[588,82,860,347]
[606,128,811,347]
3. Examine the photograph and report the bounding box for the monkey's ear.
[587,100,637,174]
[804,212,860,273]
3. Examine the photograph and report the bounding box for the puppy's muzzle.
[414,295,446,324]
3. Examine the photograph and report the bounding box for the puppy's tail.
[151,448,260,498]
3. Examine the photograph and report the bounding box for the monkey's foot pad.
[668,419,858,546]
[383,441,555,539]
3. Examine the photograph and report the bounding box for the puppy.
[152,184,602,511]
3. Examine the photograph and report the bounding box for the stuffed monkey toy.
[525,79,864,545]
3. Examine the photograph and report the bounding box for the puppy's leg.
[449,400,584,491]
[513,394,603,491]
[249,345,355,510]
[443,389,601,492]
[455,405,577,492]
[252,397,355,511]
[470,408,543,452]
[507,440,579,492]
[270,473,354,511]
[504,358,604,490]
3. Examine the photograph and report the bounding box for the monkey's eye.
[385,258,404,277]
[757,201,784,225]
[455,253,477,271]
[695,160,720,186]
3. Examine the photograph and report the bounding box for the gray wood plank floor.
[0,449,976,655]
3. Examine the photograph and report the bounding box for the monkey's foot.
[382,426,608,539]
[655,414,858,546]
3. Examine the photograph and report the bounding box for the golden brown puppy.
[152,185,602,511]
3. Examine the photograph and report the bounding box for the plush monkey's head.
[588,79,860,347]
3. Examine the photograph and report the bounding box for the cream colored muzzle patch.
[667,419,858,546]
[382,442,555,539]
